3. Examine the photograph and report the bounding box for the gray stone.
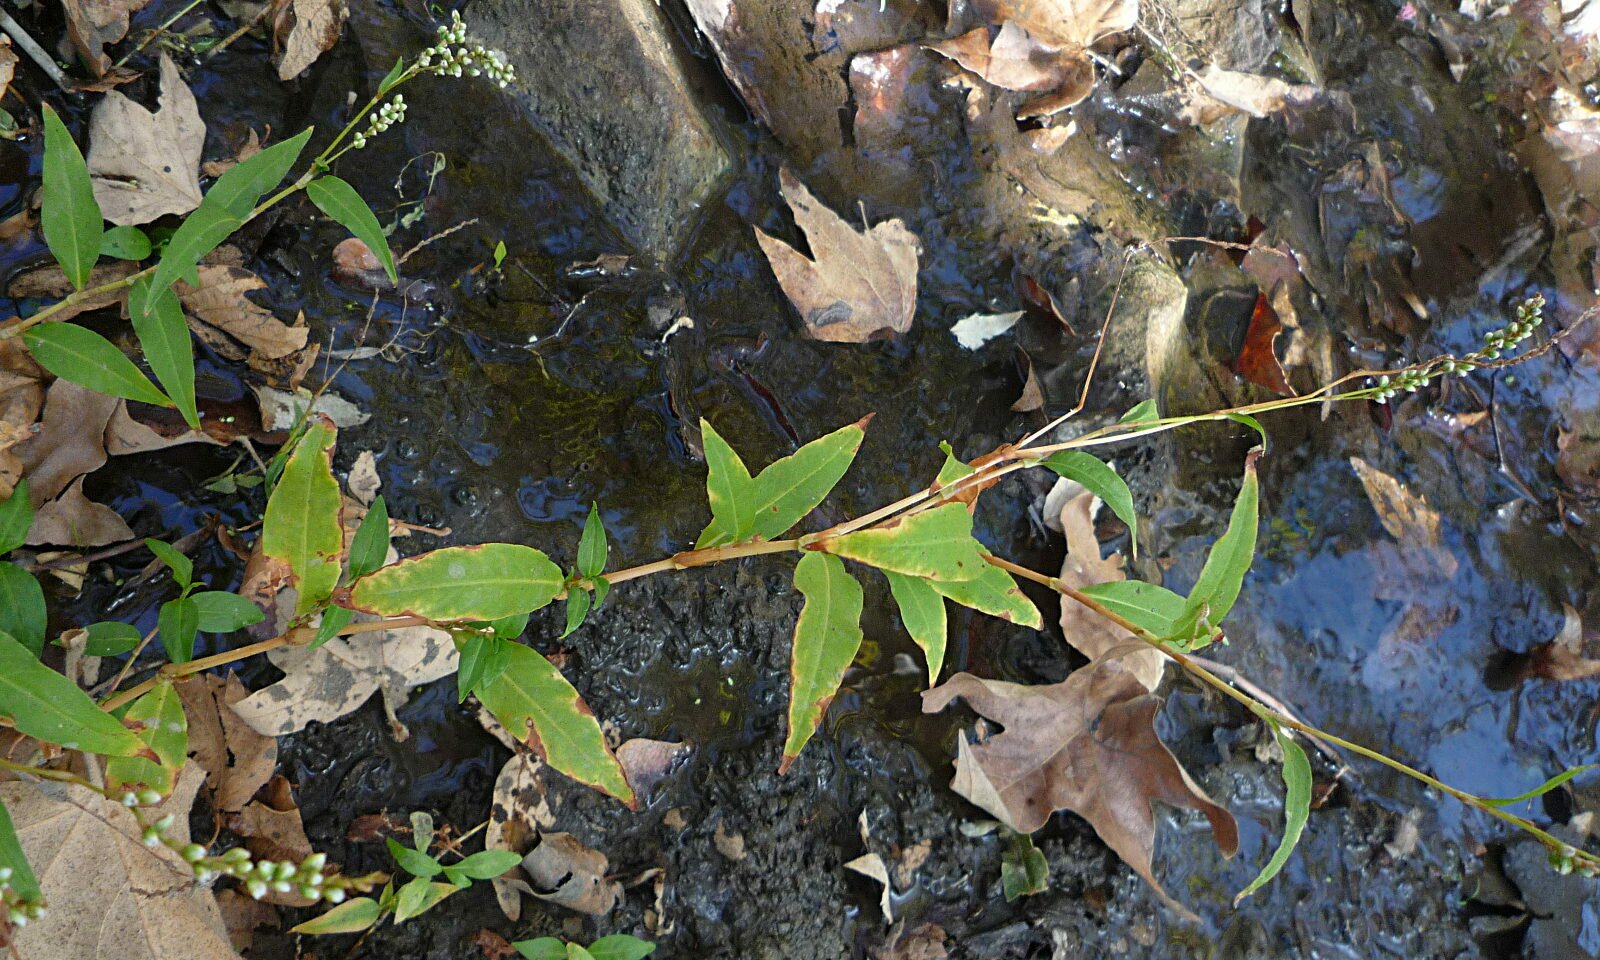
[473,0,731,258]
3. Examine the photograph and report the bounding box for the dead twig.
[0,9,73,93]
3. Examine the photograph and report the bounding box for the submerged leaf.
[781,552,865,772]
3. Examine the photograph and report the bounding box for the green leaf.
[1233,716,1310,903]
[392,876,457,923]
[0,564,45,656]
[934,440,974,489]
[1077,580,1186,638]
[781,552,864,773]
[591,576,610,610]
[262,419,343,616]
[561,588,591,639]
[1483,765,1599,808]
[347,495,389,581]
[310,606,353,650]
[100,225,151,261]
[0,629,147,755]
[1120,399,1159,424]
[1041,451,1138,558]
[190,591,265,633]
[456,633,510,702]
[204,127,313,216]
[386,836,442,878]
[143,537,193,590]
[0,478,31,555]
[23,323,171,407]
[1001,833,1049,901]
[105,679,186,796]
[290,896,383,935]
[578,503,607,578]
[884,571,946,686]
[306,176,397,283]
[40,105,102,291]
[347,544,564,622]
[694,419,756,549]
[696,418,868,548]
[490,613,529,639]
[477,642,636,807]
[817,503,985,582]
[1226,412,1268,448]
[1169,452,1260,647]
[587,935,657,960]
[377,58,407,94]
[929,561,1042,629]
[514,939,569,960]
[569,948,596,960]
[136,202,245,321]
[158,596,200,663]
[446,849,521,880]
[0,799,41,903]
[82,621,142,656]
[129,278,198,429]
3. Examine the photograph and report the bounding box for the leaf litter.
[86,55,205,225]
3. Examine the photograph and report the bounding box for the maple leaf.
[755,168,920,342]
[86,55,205,225]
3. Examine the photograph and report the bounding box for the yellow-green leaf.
[1234,714,1310,902]
[0,630,147,756]
[1041,451,1138,557]
[263,419,342,615]
[106,680,186,796]
[40,105,102,291]
[929,561,1041,629]
[0,564,45,657]
[695,419,756,549]
[1077,580,1185,638]
[697,418,869,547]
[780,552,863,773]
[477,641,636,807]
[817,503,985,582]
[884,571,946,685]
[346,544,563,621]
[290,896,383,935]
[1170,451,1260,646]
[23,323,171,408]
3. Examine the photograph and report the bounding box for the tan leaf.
[87,55,206,225]
[486,752,554,921]
[176,674,278,813]
[755,168,920,342]
[63,0,154,77]
[713,819,746,861]
[225,775,313,869]
[520,832,619,915]
[1527,604,1600,682]
[27,475,135,546]
[254,385,369,432]
[922,657,1237,918]
[275,0,348,81]
[1057,489,1164,691]
[104,401,220,456]
[1178,65,1321,126]
[927,25,1069,93]
[347,449,381,505]
[1,763,241,960]
[845,852,894,923]
[6,261,138,322]
[1349,457,1459,583]
[200,129,263,179]
[870,922,950,960]
[974,0,1138,49]
[0,36,16,100]
[178,266,309,361]
[214,889,279,953]
[17,379,117,503]
[616,737,691,801]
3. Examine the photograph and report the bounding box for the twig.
[0,9,73,93]
[1186,653,1350,774]
[398,217,479,265]
[114,0,206,69]
[202,4,270,63]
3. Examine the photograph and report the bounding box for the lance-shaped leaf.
[205,127,313,216]
[1078,580,1186,638]
[816,502,985,581]
[930,560,1042,629]
[40,105,102,292]
[696,419,757,548]
[0,630,147,756]
[885,571,946,685]
[577,503,608,578]
[346,544,564,621]
[346,495,390,581]
[262,418,343,615]
[697,417,869,547]
[290,896,383,935]
[23,323,172,408]
[106,680,187,796]
[135,202,244,321]
[1234,713,1310,902]
[0,479,32,554]
[780,552,864,773]
[0,565,45,657]
[0,799,40,903]
[1169,451,1261,646]
[307,176,397,282]
[1041,451,1138,557]
[476,641,636,807]
[129,277,199,429]
[1483,765,1599,808]
[158,596,200,663]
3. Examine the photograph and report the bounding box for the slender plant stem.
[114,0,207,68]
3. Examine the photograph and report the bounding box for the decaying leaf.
[486,751,554,921]
[1010,346,1044,412]
[347,450,381,506]
[973,0,1138,50]
[253,385,370,432]
[1,763,241,960]
[215,889,279,953]
[178,266,310,362]
[755,168,920,342]
[1349,457,1459,587]
[6,261,139,323]
[17,379,117,504]
[928,25,1096,116]
[869,922,950,960]
[274,0,348,81]
[1057,489,1165,690]
[1231,290,1294,396]
[713,819,746,861]
[1178,64,1321,126]
[62,0,153,76]
[846,852,895,924]
[1524,604,1600,682]
[519,832,619,915]
[950,310,1024,350]
[616,737,692,800]
[28,475,135,546]
[87,55,206,225]
[225,775,313,874]
[175,673,277,813]
[0,36,16,101]
[923,657,1237,917]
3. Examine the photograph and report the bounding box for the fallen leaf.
[6,261,139,322]
[520,832,619,915]
[27,475,135,546]
[63,0,153,76]
[473,929,519,960]
[175,674,277,813]
[1231,290,1295,396]
[226,775,314,872]
[486,751,554,921]
[215,889,279,953]
[927,25,1069,93]
[894,839,932,888]
[1526,604,1600,682]
[331,237,394,292]
[178,266,310,362]
[1178,64,1321,126]
[713,819,747,861]
[0,36,16,101]
[922,657,1238,919]
[1010,346,1044,412]
[1057,489,1165,690]
[1,763,241,960]
[104,401,221,456]
[200,129,263,179]
[950,310,1024,350]
[1349,457,1459,586]
[0,339,43,498]
[870,922,950,960]
[16,379,117,504]
[845,852,894,923]
[275,0,348,81]
[616,738,692,800]
[87,55,205,225]
[347,450,381,505]
[755,168,920,342]
[253,385,370,432]
[974,0,1138,50]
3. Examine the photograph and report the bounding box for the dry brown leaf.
[28,475,135,546]
[63,0,153,76]
[922,657,1237,917]
[7,261,138,322]
[104,400,220,456]
[1349,457,1459,586]
[178,265,310,361]
[1178,64,1320,126]
[975,0,1138,49]
[486,751,554,921]
[275,0,348,81]
[176,674,277,813]
[616,737,691,801]
[347,450,381,505]
[927,25,1069,93]
[18,379,118,503]
[1,763,241,960]
[520,832,619,915]
[87,55,205,225]
[1526,604,1600,682]
[1231,290,1295,397]
[846,853,894,923]
[473,929,520,960]
[214,889,279,953]
[1010,346,1043,412]
[870,922,950,960]
[200,129,263,179]
[254,385,369,432]
[1057,489,1164,690]
[226,775,313,868]
[755,168,920,342]
[713,819,746,861]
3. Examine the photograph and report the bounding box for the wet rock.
[473,0,731,258]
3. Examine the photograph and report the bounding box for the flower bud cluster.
[137,813,372,904]
[417,12,515,87]
[1370,294,1546,404]
[351,95,407,150]
[1547,842,1600,878]
[0,866,46,929]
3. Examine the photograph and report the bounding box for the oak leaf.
[175,673,277,813]
[1057,489,1165,690]
[87,55,205,225]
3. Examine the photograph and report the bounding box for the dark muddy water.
[9,0,1600,956]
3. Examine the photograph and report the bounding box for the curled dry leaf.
[1231,290,1295,396]
[1178,64,1321,126]
[519,832,620,915]
[87,55,205,225]
[927,25,1095,116]
[62,0,153,76]
[486,751,554,921]
[17,379,117,504]
[175,673,277,813]
[1523,604,1600,682]
[845,852,894,923]
[274,0,349,81]
[1057,489,1165,691]
[755,168,921,342]
[27,476,135,546]
[922,657,1237,919]
[178,266,311,363]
